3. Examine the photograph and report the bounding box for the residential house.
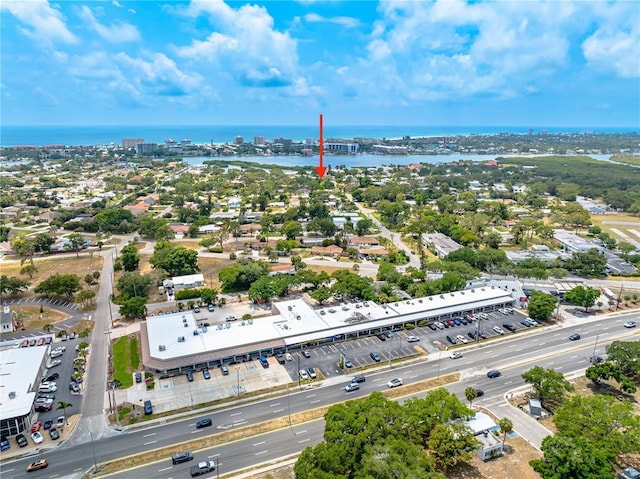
[457,412,503,461]
[171,274,205,290]
[310,245,343,257]
[1,305,15,333]
[423,232,463,259]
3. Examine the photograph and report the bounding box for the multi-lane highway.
[2,312,637,479]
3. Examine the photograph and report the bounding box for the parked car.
[208,304,214,312]
[446,335,457,344]
[29,339,37,347]
[186,371,194,382]
[299,369,309,380]
[202,369,211,380]
[26,459,49,472]
[275,353,286,364]
[46,359,62,369]
[307,367,317,379]
[259,356,269,368]
[468,331,477,340]
[434,322,445,329]
[36,337,45,346]
[474,388,485,397]
[387,378,403,388]
[344,382,360,392]
[69,381,80,393]
[456,335,468,344]
[503,323,517,332]
[31,431,44,445]
[20,339,29,348]
[56,416,66,428]
[376,333,387,341]
[569,333,581,341]
[285,353,293,361]
[135,372,142,383]
[492,326,505,335]
[1,438,10,451]
[43,419,54,430]
[49,428,60,440]
[369,352,381,362]
[487,370,502,378]
[144,400,153,415]
[44,373,59,382]
[301,350,311,358]
[221,364,229,375]
[31,420,43,433]
[69,331,76,340]
[406,336,420,342]
[343,359,353,368]
[196,418,212,429]
[589,356,604,364]
[16,434,28,447]
[520,320,532,327]
[427,323,437,331]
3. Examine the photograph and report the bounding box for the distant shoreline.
[1,125,637,148]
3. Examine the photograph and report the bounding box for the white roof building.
[141,287,514,374]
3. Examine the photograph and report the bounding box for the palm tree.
[465,386,478,409]
[56,401,73,426]
[498,417,513,446]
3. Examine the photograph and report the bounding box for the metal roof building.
[141,287,514,375]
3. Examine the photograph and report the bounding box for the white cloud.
[0,0,77,46]
[177,1,308,90]
[78,5,140,43]
[303,13,360,28]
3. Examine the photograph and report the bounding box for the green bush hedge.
[175,288,202,300]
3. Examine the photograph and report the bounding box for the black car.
[468,331,477,340]
[16,434,28,448]
[186,371,194,382]
[376,333,387,341]
[475,388,485,397]
[196,418,212,429]
[135,372,142,383]
[427,323,438,331]
[569,333,581,341]
[503,323,516,332]
[352,375,366,383]
[172,452,194,464]
[487,370,502,378]
[43,373,59,382]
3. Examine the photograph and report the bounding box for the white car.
[624,321,637,328]
[456,335,468,344]
[31,432,44,445]
[387,378,403,388]
[528,319,540,326]
[299,369,309,380]
[434,322,445,329]
[46,359,62,369]
[406,336,420,343]
[493,326,505,335]
[56,416,66,428]
[450,352,463,359]
[285,353,293,361]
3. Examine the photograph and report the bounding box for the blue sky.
[1,0,639,127]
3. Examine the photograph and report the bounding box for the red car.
[36,337,46,346]
[20,340,29,348]
[31,420,42,433]
[27,459,49,472]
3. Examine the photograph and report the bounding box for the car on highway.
[352,375,366,383]
[344,382,360,393]
[196,418,212,429]
[49,428,60,440]
[369,352,381,362]
[31,431,44,444]
[190,460,216,477]
[450,352,463,359]
[487,370,502,378]
[406,336,420,342]
[299,369,309,380]
[26,459,49,472]
[172,451,194,464]
[387,378,403,388]
[569,333,581,341]
[624,321,637,328]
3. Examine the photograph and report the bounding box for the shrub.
[175,288,202,300]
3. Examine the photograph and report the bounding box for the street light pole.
[592,335,599,358]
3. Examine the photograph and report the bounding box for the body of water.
[1,124,636,148]
[182,153,616,169]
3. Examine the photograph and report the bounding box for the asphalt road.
[2,311,637,479]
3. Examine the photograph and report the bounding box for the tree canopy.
[34,273,81,299]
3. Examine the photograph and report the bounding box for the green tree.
[527,290,558,320]
[281,220,303,240]
[498,417,513,446]
[531,434,615,479]
[521,366,574,406]
[0,275,31,295]
[10,235,36,267]
[605,340,640,381]
[64,233,86,257]
[119,296,148,318]
[161,247,200,277]
[247,276,275,303]
[34,273,81,299]
[309,287,331,304]
[77,289,96,308]
[355,218,373,236]
[464,386,478,408]
[120,244,141,272]
[427,422,479,469]
[116,272,151,300]
[19,264,38,279]
[563,285,602,312]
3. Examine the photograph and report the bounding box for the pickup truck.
[190,461,216,477]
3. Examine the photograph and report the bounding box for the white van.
[39,382,58,393]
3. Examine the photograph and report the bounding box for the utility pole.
[592,335,599,359]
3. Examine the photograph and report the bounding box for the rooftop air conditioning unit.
[193,330,199,336]
[159,345,166,351]
[184,322,189,327]
[177,336,185,342]
[9,391,16,399]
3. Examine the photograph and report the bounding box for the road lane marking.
[230,412,242,416]
[270,402,281,407]
[297,429,307,434]
[256,450,268,455]
[144,440,157,445]
[143,433,156,437]
[253,441,266,446]
[158,467,172,472]
[310,400,321,404]
[272,408,285,413]
[306,394,316,398]
[298,438,310,444]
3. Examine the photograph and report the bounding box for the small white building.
[459,412,504,461]
[171,274,205,290]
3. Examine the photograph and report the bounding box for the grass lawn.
[112,335,140,389]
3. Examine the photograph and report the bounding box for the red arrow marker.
[315,113,326,178]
